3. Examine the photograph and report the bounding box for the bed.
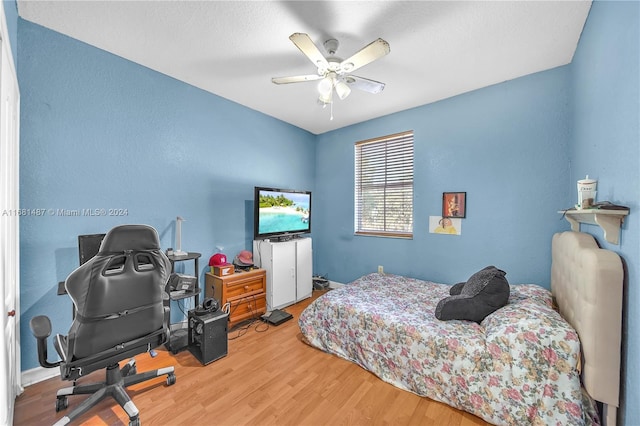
[298,231,623,425]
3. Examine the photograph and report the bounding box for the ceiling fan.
[272,33,390,119]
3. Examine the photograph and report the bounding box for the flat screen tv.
[254,187,311,241]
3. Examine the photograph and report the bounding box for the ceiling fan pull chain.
[330,101,334,121]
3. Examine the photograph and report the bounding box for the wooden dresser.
[205,268,266,329]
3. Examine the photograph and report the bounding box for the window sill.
[355,231,413,239]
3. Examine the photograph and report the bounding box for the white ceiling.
[17,1,592,135]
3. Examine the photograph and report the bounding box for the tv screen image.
[254,187,311,240]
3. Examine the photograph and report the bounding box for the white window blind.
[354,130,414,238]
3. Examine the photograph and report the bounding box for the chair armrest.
[29,315,61,369]
[29,315,51,339]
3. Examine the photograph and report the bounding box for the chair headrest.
[99,225,161,253]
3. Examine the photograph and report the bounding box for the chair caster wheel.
[55,396,68,412]
[167,373,176,386]
[129,416,141,426]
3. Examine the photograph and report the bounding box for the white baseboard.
[329,280,345,288]
[21,366,59,387]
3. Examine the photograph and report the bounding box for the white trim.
[0,1,17,74]
[329,280,345,289]
[0,3,21,426]
[21,366,60,387]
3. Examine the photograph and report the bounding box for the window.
[354,130,414,238]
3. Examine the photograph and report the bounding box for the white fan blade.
[289,33,329,70]
[340,38,390,73]
[272,74,324,84]
[345,75,386,94]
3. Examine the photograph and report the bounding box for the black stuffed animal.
[435,266,510,323]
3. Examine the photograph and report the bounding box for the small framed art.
[443,192,466,218]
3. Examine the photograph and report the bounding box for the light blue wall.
[313,2,639,423]
[314,66,572,285]
[570,1,639,424]
[17,20,315,371]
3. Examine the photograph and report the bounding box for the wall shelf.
[559,209,629,244]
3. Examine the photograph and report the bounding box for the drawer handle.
[244,285,249,290]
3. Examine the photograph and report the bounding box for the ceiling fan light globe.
[335,81,351,100]
[318,91,332,105]
[317,76,333,96]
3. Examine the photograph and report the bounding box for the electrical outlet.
[378,265,384,274]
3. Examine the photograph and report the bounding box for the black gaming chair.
[30,224,176,426]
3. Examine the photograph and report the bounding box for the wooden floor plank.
[14,289,491,425]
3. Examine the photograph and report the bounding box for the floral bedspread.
[298,273,599,426]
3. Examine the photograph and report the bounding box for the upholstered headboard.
[551,231,623,426]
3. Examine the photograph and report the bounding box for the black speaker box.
[188,309,228,365]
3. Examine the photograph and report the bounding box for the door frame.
[0,2,21,424]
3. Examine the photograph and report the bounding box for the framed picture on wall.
[443,192,466,218]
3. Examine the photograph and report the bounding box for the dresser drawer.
[205,269,266,300]
[229,293,266,327]
[205,269,267,329]
[226,277,265,300]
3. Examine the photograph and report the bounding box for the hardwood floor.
[14,290,490,425]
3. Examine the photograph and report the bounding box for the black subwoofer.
[188,309,228,365]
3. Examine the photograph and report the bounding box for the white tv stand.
[253,237,312,311]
